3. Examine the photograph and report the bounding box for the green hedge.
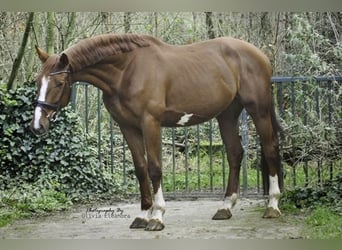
[282,172,342,215]
[0,83,121,200]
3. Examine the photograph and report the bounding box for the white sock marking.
[177,113,193,126]
[137,209,152,221]
[268,174,281,211]
[33,75,48,130]
[151,185,166,222]
[136,185,166,222]
[222,193,237,210]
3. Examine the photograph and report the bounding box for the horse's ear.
[59,53,69,68]
[35,45,49,63]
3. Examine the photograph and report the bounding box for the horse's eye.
[55,82,63,88]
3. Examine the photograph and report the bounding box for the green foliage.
[0,83,121,201]
[0,184,72,227]
[282,113,341,164]
[282,172,342,215]
[284,14,341,75]
[281,172,342,239]
[304,206,342,239]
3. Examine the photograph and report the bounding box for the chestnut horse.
[30,34,283,231]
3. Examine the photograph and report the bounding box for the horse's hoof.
[212,208,232,220]
[145,219,165,231]
[129,217,149,229]
[263,207,281,218]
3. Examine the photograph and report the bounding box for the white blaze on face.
[268,174,281,211]
[33,75,49,129]
[177,113,193,126]
[38,75,49,102]
[33,107,43,130]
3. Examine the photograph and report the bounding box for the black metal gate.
[70,76,342,197]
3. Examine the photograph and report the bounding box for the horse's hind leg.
[212,99,244,220]
[243,101,282,218]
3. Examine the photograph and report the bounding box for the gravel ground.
[0,198,304,239]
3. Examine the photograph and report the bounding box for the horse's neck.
[71,62,123,94]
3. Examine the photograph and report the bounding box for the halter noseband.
[48,70,71,76]
[34,100,60,111]
[34,70,71,122]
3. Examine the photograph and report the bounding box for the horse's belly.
[161,81,235,127]
[160,109,220,127]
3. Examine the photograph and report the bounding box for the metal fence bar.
[241,109,248,196]
[184,127,189,192]
[172,128,176,196]
[301,82,309,186]
[290,81,296,188]
[208,120,213,192]
[196,125,201,191]
[110,118,114,173]
[85,85,89,134]
[221,145,226,193]
[97,88,102,169]
[327,80,334,181]
[315,85,321,185]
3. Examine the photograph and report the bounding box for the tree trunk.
[154,12,158,37]
[25,13,39,82]
[283,12,293,53]
[124,12,131,33]
[247,12,253,42]
[7,12,34,90]
[205,12,215,39]
[46,12,54,54]
[191,12,198,43]
[260,12,272,46]
[217,13,224,37]
[64,12,76,50]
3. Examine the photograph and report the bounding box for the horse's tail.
[261,100,284,195]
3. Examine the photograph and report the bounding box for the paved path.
[0,198,303,239]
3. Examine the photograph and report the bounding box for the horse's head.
[30,47,73,137]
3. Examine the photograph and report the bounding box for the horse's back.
[217,37,271,74]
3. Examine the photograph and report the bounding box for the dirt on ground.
[0,198,304,239]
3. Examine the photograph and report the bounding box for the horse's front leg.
[142,114,166,231]
[212,106,243,220]
[120,125,153,229]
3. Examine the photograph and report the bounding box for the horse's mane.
[63,34,151,72]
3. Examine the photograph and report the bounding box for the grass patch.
[162,151,228,192]
[281,172,342,239]
[0,184,72,228]
[303,206,342,239]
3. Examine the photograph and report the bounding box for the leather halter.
[34,70,71,122]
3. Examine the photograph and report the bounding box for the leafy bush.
[283,14,341,76]
[0,83,121,201]
[282,172,342,215]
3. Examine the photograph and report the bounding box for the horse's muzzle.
[30,120,49,137]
